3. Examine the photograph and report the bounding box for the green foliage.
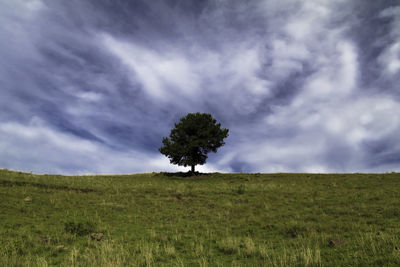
[159,113,229,171]
[0,169,400,266]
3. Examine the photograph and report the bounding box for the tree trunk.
[191,165,195,173]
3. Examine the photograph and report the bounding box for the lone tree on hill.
[159,113,229,173]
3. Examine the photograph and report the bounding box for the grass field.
[0,169,399,266]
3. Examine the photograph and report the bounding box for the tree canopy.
[159,113,229,173]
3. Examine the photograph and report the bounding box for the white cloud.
[248,94,400,172]
[295,40,358,106]
[226,45,270,95]
[223,15,400,173]
[0,119,185,174]
[378,43,400,76]
[284,1,331,43]
[101,33,201,100]
[1,0,400,174]
[100,32,272,115]
[77,91,103,102]
[379,6,400,19]
[1,0,45,17]
[378,6,400,77]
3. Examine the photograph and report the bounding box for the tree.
[159,113,229,173]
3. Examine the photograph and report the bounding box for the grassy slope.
[0,169,399,266]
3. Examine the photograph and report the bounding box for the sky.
[0,0,399,174]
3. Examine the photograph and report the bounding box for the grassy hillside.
[0,169,399,266]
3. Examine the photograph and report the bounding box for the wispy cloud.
[0,0,399,174]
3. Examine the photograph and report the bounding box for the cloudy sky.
[1,0,399,174]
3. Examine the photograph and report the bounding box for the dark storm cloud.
[0,0,399,174]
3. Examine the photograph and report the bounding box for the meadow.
[0,169,399,266]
